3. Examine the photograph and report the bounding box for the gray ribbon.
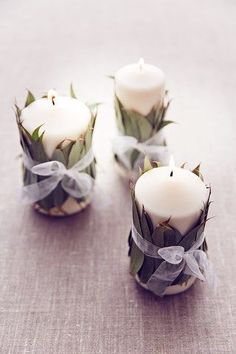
[112,133,170,170]
[22,149,95,203]
[132,225,213,295]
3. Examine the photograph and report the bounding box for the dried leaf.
[70,83,77,99]
[192,164,204,181]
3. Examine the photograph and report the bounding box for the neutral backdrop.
[0,0,235,353]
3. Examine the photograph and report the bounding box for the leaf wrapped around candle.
[128,162,211,297]
[15,88,97,216]
[113,92,174,177]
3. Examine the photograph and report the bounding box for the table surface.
[0,0,235,353]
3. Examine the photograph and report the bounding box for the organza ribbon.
[112,133,170,170]
[132,225,214,296]
[22,149,95,203]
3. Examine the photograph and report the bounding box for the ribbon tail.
[193,251,217,288]
[22,175,62,204]
[62,173,94,199]
[184,253,205,281]
[112,136,137,155]
[147,261,184,296]
[112,136,138,170]
[71,149,94,171]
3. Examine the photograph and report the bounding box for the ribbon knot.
[158,246,206,281]
[22,149,95,203]
[112,134,170,170]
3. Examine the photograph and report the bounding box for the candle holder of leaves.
[128,160,211,297]
[15,89,97,217]
[113,92,173,180]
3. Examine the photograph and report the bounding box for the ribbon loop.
[32,161,66,176]
[22,149,95,203]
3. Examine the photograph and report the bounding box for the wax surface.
[21,96,91,157]
[135,167,207,235]
[115,60,165,116]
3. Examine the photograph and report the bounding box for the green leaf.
[131,191,142,235]
[138,257,155,284]
[143,156,153,173]
[25,90,35,107]
[114,96,126,134]
[151,227,165,247]
[123,109,153,142]
[31,124,44,141]
[162,224,182,247]
[129,242,144,276]
[179,222,204,250]
[159,120,175,131]
[141,207,152,241]
[68,138,85,168]
[52,183,67,207]
[122,110,141,139]
[23,167,37,186]
[145,108,156,128]
[30,141,48,162]
[14,104,22,121]
[51,149,66,165]
[70,83,77,99]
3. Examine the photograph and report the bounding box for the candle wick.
[52,96,55,105]
[170,170,173,177]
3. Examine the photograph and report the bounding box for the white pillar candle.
[21,90,91,158]
[135,158,208,235]
[115,58,165,116]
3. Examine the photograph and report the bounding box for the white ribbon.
[132,225,214,295]
[112,133,170,170]
[22,149,95,203]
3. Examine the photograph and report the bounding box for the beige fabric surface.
[0,0,235,353]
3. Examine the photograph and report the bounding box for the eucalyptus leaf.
[31,124,44,141]
[15,104,22,121]
[143,156,153,173]
[138,257,155,284]
[51,149,66,165]
[129,242,144,276]
[158,120,175,131]
[141,207,152,241]
[25,90,35,107]
[132,192,142,235]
